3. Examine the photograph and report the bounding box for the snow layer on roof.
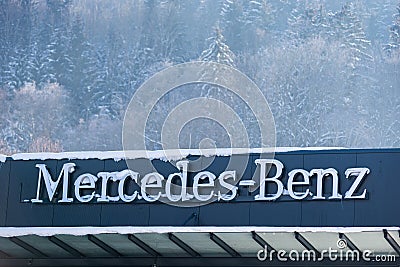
[10,147,346,162]
[0,226,395,237]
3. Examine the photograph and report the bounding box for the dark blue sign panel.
[0,149,399,227]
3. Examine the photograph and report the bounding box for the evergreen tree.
[4,47,31,90]
[329,3,373,70]
[49,26,72,87]
[96,30,127,119]
[287,1,327,43]
[219,0,245,52]
[220,0,274,53]
[200,28,235,66]
[1,0,38,91]
[385,2,400,56]
[242,0,275,51]
[63,15,98,120]
[26,40,56,86]
[27,17,58,87]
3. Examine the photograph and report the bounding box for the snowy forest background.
[0,0,399,153]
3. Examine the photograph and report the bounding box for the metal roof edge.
[0,226,397,237]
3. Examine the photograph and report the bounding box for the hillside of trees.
[0,0,399,153]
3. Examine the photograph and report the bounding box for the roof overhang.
[0,226,398,266]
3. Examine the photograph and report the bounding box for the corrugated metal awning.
[0,227,398,266]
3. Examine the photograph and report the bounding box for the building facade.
[0,148,398,266]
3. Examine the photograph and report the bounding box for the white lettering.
[310,168,342,200]
[165,161,190,202]
[74,173,97,203]
[344,168,370,199]
[118,170,139,202]
[193,171,215,201]
[218,171,238,201]
[287,169,310,200]
[254,159,284,201]
[29,161,371,204]
[141,173,164,202]
[31,163,75,203]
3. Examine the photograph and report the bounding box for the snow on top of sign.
[9,147,347,161]
[0,155,6,163]
[0,226,396,237]
[12,151,130,162]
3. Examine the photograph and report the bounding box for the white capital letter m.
[31,163,75,203]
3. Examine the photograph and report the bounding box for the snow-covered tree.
[328,2,373,70]
[3,48,31,90]
[256,37,356,147]
[385,2,400,57]
[0,83,70,152]
[200,28,235,66]
[219,0,245,52]
[220,0,274,53]
[63,15,100,121]
[0,0,399,152]
[287,0,327,43]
